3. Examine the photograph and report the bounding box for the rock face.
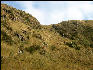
[1,4,93,70]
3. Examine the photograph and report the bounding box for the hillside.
[1,4,93,70]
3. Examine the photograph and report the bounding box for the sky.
[1,1,93,25]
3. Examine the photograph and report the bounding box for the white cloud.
[66,7,84,20]
[16,1,93,25]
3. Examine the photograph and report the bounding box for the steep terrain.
[1,4,93,70]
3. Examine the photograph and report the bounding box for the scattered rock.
[18,50,23,54]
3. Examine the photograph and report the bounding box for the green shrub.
[75,46,80,50]
[25,17,30,23]
[1,30,14,45]
[32,34,42,39]
[1,20,12,31]
[79,38,90,47]
[50,45,56,51]
[66,41,80,50]
[90,44,93,48]
[25,45,41,53]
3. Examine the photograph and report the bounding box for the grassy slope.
[1,4,93,70]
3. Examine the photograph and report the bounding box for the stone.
[18,50,23,54]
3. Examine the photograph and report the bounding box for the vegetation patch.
[1,30,14,45]
[32,33,42,39]
[25,45,41,53]
[90,44,93,48]
[66,41,80,50]
[50,45,56,51]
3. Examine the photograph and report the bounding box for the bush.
[79,38,90,47]
[50,45,56,51]
[90,44,93,48]
[75,46,80,50]
[32,34,42,39]
[1,19,12,31]
[25,45,41,53]
[1,30,14,45]
[66,41,80,50]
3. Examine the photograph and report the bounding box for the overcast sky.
[1,1,93,25]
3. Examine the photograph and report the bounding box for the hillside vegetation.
[1,4,93,70]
